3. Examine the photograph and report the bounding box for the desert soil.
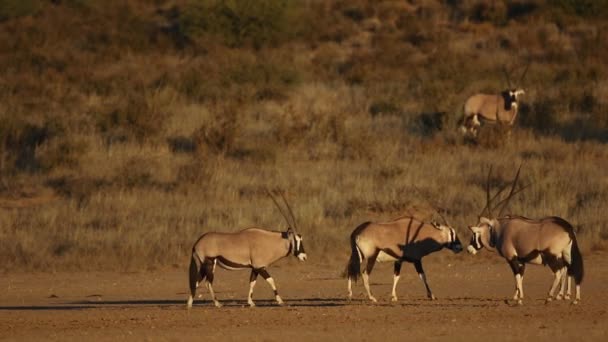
[1,252,607,341]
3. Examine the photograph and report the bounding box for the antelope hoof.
[369,296,378,303]
[564,294,571,300]
[545,297,553,304]
[248,300,256,307]
[572,299,580,305]
[276,297,285,306]
[214,301,223,308]
[197,294,203,298]
[428,294,437,301]
[556,294,564,300]
[391,296,398,302]
[517,300,523,306]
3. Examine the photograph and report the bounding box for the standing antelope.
[187,190,307,309]
[467,166,584,305]
[460,65,529,137]
[346,215,463,302]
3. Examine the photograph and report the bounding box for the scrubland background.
[0,0,607,271]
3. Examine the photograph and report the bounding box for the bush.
[179,0,306,48]
[519,98,558,134]
[549,0,608,18]
[0,0,40,22]
[192,107,240,156]
[0,113,65,175]
[95,90,168,144]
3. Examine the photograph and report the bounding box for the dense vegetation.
[1,0,607,271]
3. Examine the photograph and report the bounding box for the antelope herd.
[186,64,585,309]
[187,167,584,309]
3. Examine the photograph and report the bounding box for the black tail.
[189,249,203,298]
[552,216,584,284]
[346,222,370,282]
[568,235,584,285]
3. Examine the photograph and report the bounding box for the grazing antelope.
[460,65,529,137]
[346,214,463,302]
[187,190,307,309]
[467,166,584,305]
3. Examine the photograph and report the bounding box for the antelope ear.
[431,221,443,230]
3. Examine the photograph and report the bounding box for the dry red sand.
[1,252,607,341]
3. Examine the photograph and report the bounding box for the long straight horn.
[265,188,293,230]
[497,164,523,218]
[278,190,298,233]
[493,182,531,213]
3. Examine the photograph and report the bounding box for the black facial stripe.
[293,235,299,256]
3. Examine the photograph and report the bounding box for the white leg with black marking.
[248,280,257,307]
[248,270,259,307]
[258,268,283,305]
[265,277,284,305]
[347,278,353,300]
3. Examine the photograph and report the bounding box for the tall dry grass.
[0,0,607,271]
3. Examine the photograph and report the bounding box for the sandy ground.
[1,252,607,341]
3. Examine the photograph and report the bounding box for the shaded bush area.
[178,0,310,48]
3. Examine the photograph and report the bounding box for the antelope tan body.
[187,227,306,308]
[467,165,584,305]
[468,215,583,305]
[461,89,524,136]
[493,216,574,263]
[347,216,462,302]
[193,228,293,269]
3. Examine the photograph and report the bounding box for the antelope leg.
[362,254,378,303]
[414,260,435,300]
[204,260,222,308]
[248,269,259,307]
[508,258,525,305]
[259,268,284,305]
[555,266,568,300]
[391,262,402,302]
[546,268,563,302]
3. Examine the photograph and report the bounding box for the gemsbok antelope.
[347,214,463,302]
[460,65,529,137]
[467,166,584,305]
[187,190,307,309]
